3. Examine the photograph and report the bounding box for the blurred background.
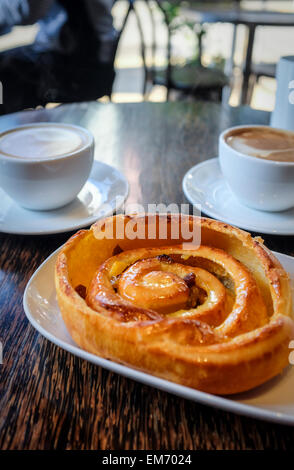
[1,0,294,112]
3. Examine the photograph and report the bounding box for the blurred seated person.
[0,0,117,114]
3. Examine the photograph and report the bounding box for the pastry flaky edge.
[55,214,294,395]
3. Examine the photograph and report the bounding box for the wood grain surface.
[1,101,294,450]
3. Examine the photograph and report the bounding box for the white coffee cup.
[219,124,294,212]
[271,56,294,131]
[0,123,94,210]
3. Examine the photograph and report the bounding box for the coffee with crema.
[0,125,87,160]
[225,127,294,162]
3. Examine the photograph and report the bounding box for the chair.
[141,0,229,101]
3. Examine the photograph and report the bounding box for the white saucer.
[183,158,294,235]
[23,248,294,426]
[0,161,129,235]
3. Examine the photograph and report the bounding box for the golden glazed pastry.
[55,214,294,394]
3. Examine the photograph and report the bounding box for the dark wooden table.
[1,101,294,450]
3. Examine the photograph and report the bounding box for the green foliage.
[158,1,225,67]
[160,1,206,37]
[161,1,181,25]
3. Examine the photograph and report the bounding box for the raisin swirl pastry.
[55,215,294,394]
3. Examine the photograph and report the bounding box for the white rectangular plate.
[23,249,294,426]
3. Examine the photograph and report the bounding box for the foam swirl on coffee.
[225,127,294,162]
[0,125,85,160]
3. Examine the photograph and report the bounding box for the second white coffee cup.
[219,125,294,212]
